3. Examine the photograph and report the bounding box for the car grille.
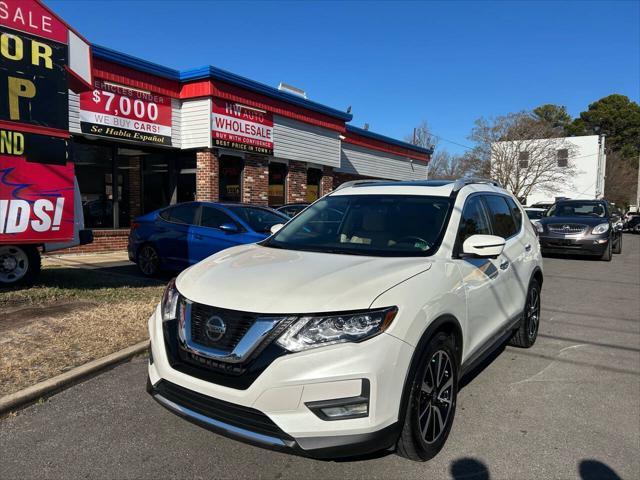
[548,223,587,235]
[153,379,294,441]
[190,303,257,351]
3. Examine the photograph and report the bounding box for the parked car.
[128,202,289,276]
[147,178,543,461]
[276,203,310,217]
[524,207,546,230]
[535,199,622,261]
[624,213,640,233]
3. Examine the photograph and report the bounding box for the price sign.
[79,79,173,146]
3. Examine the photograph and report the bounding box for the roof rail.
[334,179,395,191]
[452,177,502,192]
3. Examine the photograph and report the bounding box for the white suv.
[147,178,543,461]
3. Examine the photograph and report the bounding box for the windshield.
[547,202,607,218]
[263,194,452,257]
[227,206,288,233]
[525,209,545,220]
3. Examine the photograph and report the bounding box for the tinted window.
[228,206,288,234]
[163,204,197,225]
[506,197,523,231]
[266,195,452,257]
[457,196,492,247]
[200,206,236,229]
[548,201,607,218]
[485,195,517,238]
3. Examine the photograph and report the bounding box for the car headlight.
[592,223,610,235]
[161,278,180,322]
[534,222,544,233]
[276,307,398,352]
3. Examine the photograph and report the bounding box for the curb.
[0,340,149,416]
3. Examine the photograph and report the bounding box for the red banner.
[0,0,67,43]
[212,98,273,155]
[79,79,173,146]
[0,156,74,242]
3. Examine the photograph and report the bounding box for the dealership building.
[67,45,431,252]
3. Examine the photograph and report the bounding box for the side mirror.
[462,234,506,258]
[219,223,239,234]
[270,223,284,235]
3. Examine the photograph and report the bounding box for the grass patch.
[0,266,165,397]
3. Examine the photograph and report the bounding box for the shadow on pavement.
[450,457,491,479]
[579,459,623,480]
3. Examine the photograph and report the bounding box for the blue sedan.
[128,202,289,276]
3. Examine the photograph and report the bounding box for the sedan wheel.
[137,245,160,276]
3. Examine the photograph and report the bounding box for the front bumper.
[147,305,412,458]
[539,234,608,256]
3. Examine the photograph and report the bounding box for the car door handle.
[500,260,510,270]
[524,243,532,252]
[194,234,204,240]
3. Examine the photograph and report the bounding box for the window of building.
[557,149,568,167]
[306,168,322,202]
[484,195,518,239]
[269,162,287,206]
[518,151,529,169]
[75,138,195,229]
[75,142,114,229]
[219,156,243,203]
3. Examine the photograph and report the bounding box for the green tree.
[533,104,572,133]
[567,94,640,158]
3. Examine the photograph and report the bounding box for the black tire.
[137,244,160,276]
[0,245,41,287]
[396,332,458,462]
[509,279,541,348]
[600,240,612,261]
[612,234,622,254]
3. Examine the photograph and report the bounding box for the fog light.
[595,239,608,244]
[305,379,370,421]
[320,403,368,419]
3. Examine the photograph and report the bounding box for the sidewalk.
[43,251,131,270]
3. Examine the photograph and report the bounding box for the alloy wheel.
[418,350,454,445]
[138,246,158,275]
[527,287,540,339]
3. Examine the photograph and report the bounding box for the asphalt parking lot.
[1,235,639,480]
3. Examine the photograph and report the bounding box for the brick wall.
[321,166,334,196]
[51,229,130,255]
[128,157,142,221]
[286,160,307,203]
[196,149,219,201]
[243,155,269,205]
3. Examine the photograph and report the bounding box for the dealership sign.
[212,99,273,155]
[79,79,173,146]
[1,0,92,243]
[0,156,74,242]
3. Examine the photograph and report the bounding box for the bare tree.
[469,112,578,200]
[428,150,477,179]
[405,121,438,150]
[604,151,638,208]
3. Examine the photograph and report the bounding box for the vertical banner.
[0,156,74,242]
[212,99,273,155]
[79,79,173,146]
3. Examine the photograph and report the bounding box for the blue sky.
[49,0,639,154]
